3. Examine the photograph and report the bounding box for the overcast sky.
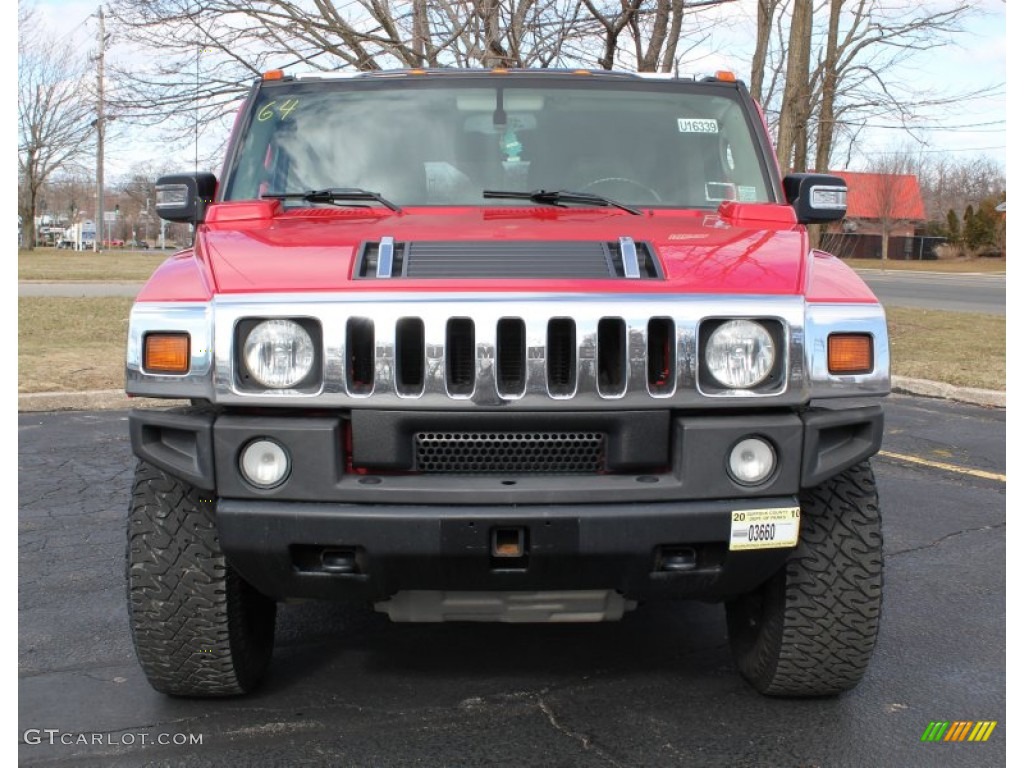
[24,0,1007,178]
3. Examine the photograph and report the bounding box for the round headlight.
[243,319,315,388]
[240,439,291,488]
[705,320,775,389]
[728,437,776,485]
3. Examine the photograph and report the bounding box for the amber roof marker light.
[144,333,191,374]
[828,333,873,375]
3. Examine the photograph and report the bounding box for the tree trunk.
[19,181,37,251]
[792,121,808,172]
[639,0,671,72]
[411,0,427,66]
[814,0,843,173]
[660,0,686,73]
[478,0,507,67]
[775,0,813,172]
[750,0,778,103]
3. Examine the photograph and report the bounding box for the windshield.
[224,77,774,209]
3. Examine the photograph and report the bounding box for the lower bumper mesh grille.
[415,432,606,474]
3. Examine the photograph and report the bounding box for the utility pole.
[94,5,105,253]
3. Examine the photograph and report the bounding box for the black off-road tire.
[726,461,883,697]
[127,460,277,696]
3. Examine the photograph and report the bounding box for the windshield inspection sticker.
[738,185,758,202]
[729,507,801,551]
[705,182,737,202]
[678,118,719,134]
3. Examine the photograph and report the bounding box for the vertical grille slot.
[496,318,526,396]
[396,317,425,395]
[546,318,576,396]
[346,318,375,394]
[647,317,675,393]
[446,318,475,396]
[597,318,626,396]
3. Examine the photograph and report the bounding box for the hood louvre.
[354,240,662,280]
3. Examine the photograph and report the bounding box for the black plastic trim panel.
[801,405,883,487]
[130,405,883,502]
[129,409,216,490]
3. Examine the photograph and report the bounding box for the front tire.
[127,461,276,696]
[726,461,883,696]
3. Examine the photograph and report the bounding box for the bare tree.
[106,1,591,124]
[749,0,784,103]
[18,5,96,250]
[867,149,919,261]
[106,0,736,148]
[773,0,811,171]
[581,0,735,72]
[757,1,987,173]
[812,0,842,173]
[813,1,984,171]
[915,154,1005,223]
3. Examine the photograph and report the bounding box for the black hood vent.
[355,239,662,280]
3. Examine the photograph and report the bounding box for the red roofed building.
[820,171,932,260]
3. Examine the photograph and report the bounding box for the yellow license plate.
[729,507,801,551]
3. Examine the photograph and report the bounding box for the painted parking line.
[878,450,1006,483]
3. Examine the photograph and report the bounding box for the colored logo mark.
[921,721,997,742]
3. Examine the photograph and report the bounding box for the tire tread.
[727,461,883,696]
[126,461,275,696]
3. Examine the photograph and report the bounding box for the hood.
[196,201,810,296]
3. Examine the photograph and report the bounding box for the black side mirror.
[155,173,218,225]
[782,173,847,224]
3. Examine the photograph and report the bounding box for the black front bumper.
[129,404,882,603]
[216,496,796,603]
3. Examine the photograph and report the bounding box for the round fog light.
[728,437,776,486]
[240,439,290,488]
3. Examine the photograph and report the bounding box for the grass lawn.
[886,307,1004,391]
[18,248,170,282]
[18,298,1005,394]
[842,257,1005,274]
[19,297,134,393]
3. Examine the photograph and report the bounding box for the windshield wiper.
[482,188,641,216]
[262,188,402,212]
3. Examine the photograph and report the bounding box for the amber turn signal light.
[828,334,872,374]
[144,333,190,374]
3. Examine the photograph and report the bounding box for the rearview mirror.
[155,173,218,225]
[782,173,847,224]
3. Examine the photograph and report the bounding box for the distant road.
[856,270,1005,315]
[17,271,1007,315]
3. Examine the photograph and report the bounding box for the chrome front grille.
[415,431,606,474]
[128,293,892,405]
[196,292,816,409]
[336,313,699,403]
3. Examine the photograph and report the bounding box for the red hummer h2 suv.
[126,69,889,698]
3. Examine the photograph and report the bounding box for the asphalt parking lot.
[18,395,1005,767]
